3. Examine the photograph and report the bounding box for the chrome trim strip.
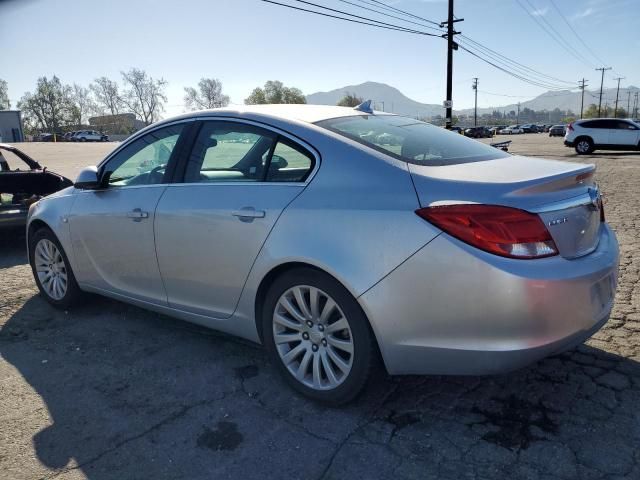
[529,193,593,213]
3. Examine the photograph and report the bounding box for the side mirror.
[74,166,101,189]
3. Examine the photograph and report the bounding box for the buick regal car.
[26,103,619,404]
[0,144,72,228]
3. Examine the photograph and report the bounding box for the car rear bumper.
[359,224,619,375]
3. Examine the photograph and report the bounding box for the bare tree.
[90,77,122,116]
[17,76,75,133]
[184,78,230,110]
[69,84,94,126]
[120,68,167,125]
[245,80,306,105]
[0,79,9,109]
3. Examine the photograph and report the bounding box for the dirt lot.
[1,136,639,479]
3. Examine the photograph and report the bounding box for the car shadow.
[0,227,27,268]
[1,295,639,479]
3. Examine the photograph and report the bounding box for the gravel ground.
[1,136,639,480]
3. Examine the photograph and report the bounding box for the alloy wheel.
[34,238,68,300]
[272,285,354,391]
[577,140,590,153]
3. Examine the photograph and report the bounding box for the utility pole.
[634,92,639,119]
[627,91,631,117]
[440,0,463,129]
[613,77,624,118]
[578,78,588,119]
[516,102,520,124]
[472,78,478,126]
[595,67,611,117]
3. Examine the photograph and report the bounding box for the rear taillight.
[416,204,558,259]
[567,122,574,132]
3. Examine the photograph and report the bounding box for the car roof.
[157,104,394,126]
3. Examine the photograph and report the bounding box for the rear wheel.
[575,138,594,154]
[262,268,376,405]
[29,228,82,308]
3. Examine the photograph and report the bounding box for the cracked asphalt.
[1,137,639,479]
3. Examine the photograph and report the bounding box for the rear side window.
[266,138,314,182]
[580,120,610,129]
[316,115,508,166]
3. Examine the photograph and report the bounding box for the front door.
[154,120,316,318]
[69,123,187,304]
[609,120,640,146]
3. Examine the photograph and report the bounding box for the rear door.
[154,119,317,318]
[582,120,611,144]
[609,120,640,146]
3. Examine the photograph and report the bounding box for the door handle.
[232,207,266,221]
[126,208,149,221]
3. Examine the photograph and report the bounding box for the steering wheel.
[147,164,166,183]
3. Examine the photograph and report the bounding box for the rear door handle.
[232,207,265,221]
[127,208,149,221]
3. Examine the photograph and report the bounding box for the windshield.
[316,115,509,166]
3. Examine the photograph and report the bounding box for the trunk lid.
[409,156,602,259]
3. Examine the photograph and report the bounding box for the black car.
[520,124,537,133]
[464,126,492,138]
[0,144,73,228]
[549,125,566,137]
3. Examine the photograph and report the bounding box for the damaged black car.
[0,144,73,228]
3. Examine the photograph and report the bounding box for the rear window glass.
[316,115,508,166]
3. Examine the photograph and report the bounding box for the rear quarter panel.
[232,126,442,341]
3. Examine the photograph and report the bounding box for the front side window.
[104,124,184,187]
[316,115,508,166]
[184,121,277,183]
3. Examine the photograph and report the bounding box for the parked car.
[520,124,537,133]
[499,125,524,134]
[564,118,640,154]
[27,104,618,404]
[64,131,77,141]
[0,143,73,228]
[463,126,491,138]
[72,130,109,142]
[490,125,507,135]
[549,125,566,137]
[449,126,464,134]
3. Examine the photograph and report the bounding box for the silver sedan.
[27,103,619,404]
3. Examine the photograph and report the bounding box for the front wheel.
[262,268,376,405]
[29,228,82,308]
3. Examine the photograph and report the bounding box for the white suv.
[564,118,640,154]
[72,130,109,142]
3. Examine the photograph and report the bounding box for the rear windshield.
[316,115,509,166]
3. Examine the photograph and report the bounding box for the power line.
[517,0,595,68]
[458,35,575,86]
[342,0,444,31]
[289,0,443,35]
[458,43,573,91]
[364,0,443,27]
[258,0,442,36]
[548,0,605,66]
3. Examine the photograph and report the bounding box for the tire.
[29,227,82,309]
[80,137,87,142]
[262,268,376,405]
[574,137,594,155]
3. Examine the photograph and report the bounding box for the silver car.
[27,104,619,404]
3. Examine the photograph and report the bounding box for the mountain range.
[306,81,640,117]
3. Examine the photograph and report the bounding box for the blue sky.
[1,0,638,117]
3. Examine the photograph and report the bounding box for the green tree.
[17,76,75,133]
[244,80,306,105]
[0,79,9,109]
[582,104,599,118]
[336,92,363,107]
